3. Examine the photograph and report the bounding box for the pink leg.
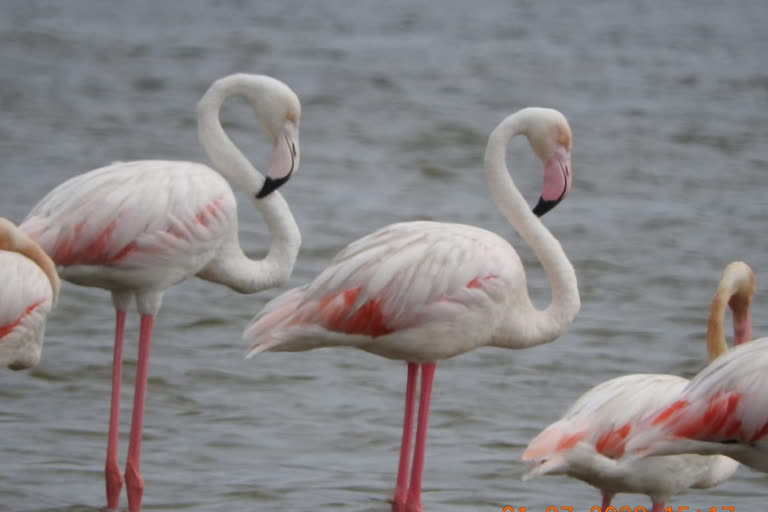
[125,314,154,512]
[651,503,665,512]
[599,492,614,511]
[392,362,418,512]
[405,363,436,512]
[105,309,126,511]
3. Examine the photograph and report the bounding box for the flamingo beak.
[532,146,572,217]
[256,123,300,199]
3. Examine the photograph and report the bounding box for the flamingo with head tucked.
[522,261,755,511]
[0,218,59,370]
[244,107,580,512]
[20,73,303,512]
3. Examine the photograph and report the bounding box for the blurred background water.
[1,0,767,510]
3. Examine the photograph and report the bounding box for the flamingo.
[522,261,755,511]
[625,329,768,474]
[0,218,60,370]
[244,107,580,512]
[19,73,303,512]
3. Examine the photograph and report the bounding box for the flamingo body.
[246,220,535,361]
[627,336,768,473]
[22,160,236,293]
[0,251,56,369]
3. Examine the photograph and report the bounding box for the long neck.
[197,192,301,294]
[707,280,753,361]
[707,289,730,361]
[197,75,266,194]
[485,112,580,348]
[194,77,301,293]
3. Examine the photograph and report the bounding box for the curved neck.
[197,75,267,195]
[707,281,753,361]
[484,112,580,347]
[197,191,301,294]
[194,76,301,293]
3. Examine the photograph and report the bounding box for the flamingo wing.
[628,337,768,454]
[523,373,689,472]
[21,161,236,273]
[245,220,523,354]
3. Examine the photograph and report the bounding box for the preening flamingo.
[522,261,755,511]
[0,218,60,370]
[19,74,303,512]
[244,107,580,512]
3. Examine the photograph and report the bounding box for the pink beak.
[256,126,300,199]
[532,146,572,217]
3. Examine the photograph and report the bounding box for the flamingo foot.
[391,494,407,512]
[104,459,123,511]
[390,499,406,512]
[125,461,144,512]
[404,501,423,512]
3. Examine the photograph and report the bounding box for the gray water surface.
[1,1,767,511]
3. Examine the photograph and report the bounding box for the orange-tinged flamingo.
[0,218,60,370]
[522,261,754,511]
[244,107,580,512]
[19,74,303,512]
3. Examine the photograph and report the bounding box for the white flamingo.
[19,73,303,512]
[522,261,754,511]
[0,218,60,370]
[244,107,580,512]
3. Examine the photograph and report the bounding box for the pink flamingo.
[626,321,768,474]
[244,107,580,512]
[19,74,303,512]
[0,218,60,370]
[522,261,754,511]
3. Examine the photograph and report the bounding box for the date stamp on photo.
[501,507,736,512]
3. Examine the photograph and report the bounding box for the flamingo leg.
[405,362,436,512]
[105,309,126,511]
[125,314,155,512]
[651,503,665,512]
[392,362,418,511]
[599,492,613,511]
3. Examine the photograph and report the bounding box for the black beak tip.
[255,175,291,199]
[532,197,560,217]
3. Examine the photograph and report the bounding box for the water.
[1,0,767,510]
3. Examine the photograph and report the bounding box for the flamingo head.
[525,108,573,217]
[241,75,301,199]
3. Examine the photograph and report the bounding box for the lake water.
[1,1,767,511]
